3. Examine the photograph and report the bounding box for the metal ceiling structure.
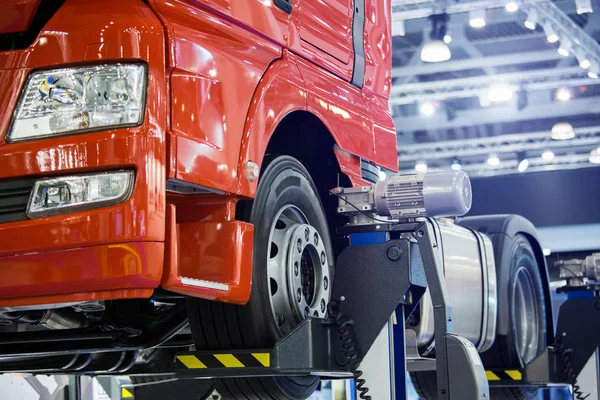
[392,0,600,177]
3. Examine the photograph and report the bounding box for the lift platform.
[166,219,490,399]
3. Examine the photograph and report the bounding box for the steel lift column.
[490,253,600,398]
[334,171,489,399]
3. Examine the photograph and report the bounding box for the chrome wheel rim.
[267,205,330,335]
[513,266,539,364]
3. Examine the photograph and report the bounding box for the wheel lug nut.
[304,227,310,241]
[313,233,319,246]
[297,238,302,253]
[304,306,310,317]
[277,313,285,326]
[323,276,328,290]
[321,299,326,313]
[320,251,326,265]
[296,288,302,303]
[294,261,299,276]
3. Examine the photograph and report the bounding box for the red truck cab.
[0,0,395,398]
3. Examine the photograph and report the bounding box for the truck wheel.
[410,234,546,400]
[188,156,332,400]
[130,376,215,400]
[489,234,546,400]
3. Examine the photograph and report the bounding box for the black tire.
[188,156,332,400]
[489,234,546,400]
[131,376,215,400]
[409,371,438,400]
[410,235,546,400]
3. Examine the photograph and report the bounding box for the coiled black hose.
[555,336,590,400]
[327,300,371,400]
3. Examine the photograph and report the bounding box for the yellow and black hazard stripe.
[486,370,523,381]
[121,386,134,399]
[177,352,270,369]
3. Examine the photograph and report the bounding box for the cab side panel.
[363,0,392,98]
[363,0,396,171]
[288,0,353,82]
[153,0,282,193]
[194,0,289,45]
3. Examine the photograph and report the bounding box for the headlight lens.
[27,171,135,218]
[8,64,146,142]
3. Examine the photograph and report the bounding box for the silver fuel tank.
[410,218,498,355]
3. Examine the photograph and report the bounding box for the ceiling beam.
[398,154,600,177]
[390,78,599,104]
[391,66,584,95]
[391,0,545,21]
[393,96,600,132]
[527,1,600,66]
[398,127,600,161]
[392,50,565,77]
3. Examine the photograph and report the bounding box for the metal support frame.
[339,220,488,399]
[487,284,600,393]
[168,232,430,382]
[398,126,600,161]
[390,67,596,105]
[526,286,600,386]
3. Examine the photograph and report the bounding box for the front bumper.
[0,128,167,306]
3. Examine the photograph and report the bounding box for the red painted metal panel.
[363,0,392,98]
[298,0,353,65]
[0,0,41,34]
[295,56,375,161]
[0,0,167,305]
[0,242,163,304]
[162,205,253,304]
[154,0,281,193]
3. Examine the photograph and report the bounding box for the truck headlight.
[27,171,135,218]
[8,64,146,142]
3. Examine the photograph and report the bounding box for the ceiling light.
[575,0,593,14]
[419,102,436,116]
[576,49,591,69]
[421,40,451,62]
[542,150,555,161]
[558,39,572,56]
[590,148,600,164]
[378,169,387,181]
[517,152,529,172]
[556,87,571,102]
[415,161,428,172]
[505,1,519,12]
[488,84,514,102]
[422,14,451,63]
[543,23,558,43]
[551,122,575,140]
[444,34,452,44]
[543,248,552,256]
[469,10,486,28]
[487,154,500,166]
[524,9,538,30]
[451,158,462,171]
[588,61,599,78]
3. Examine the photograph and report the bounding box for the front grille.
[0,179,35,224]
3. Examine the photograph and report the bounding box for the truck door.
[298,0,354,66]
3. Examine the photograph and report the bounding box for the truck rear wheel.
[130,376,214,400]
[188,156,332,400]
[410,234,546,400]
[488,234,546,400]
